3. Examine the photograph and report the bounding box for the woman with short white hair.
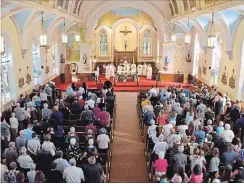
[67,127,79,146]
[97,128,110,153]
[221,124,234,143]
[27,163,36,183]
[66,138,82,161]
[17,147,33,172]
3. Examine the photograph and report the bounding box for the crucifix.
[120,26,132,52]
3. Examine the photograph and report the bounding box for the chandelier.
[40,11,47,47]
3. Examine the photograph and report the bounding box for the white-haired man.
[63,158,85,183]
[172,145,187,174]
[221,124,234,143]
[153,135,168,155]
[97,128,110,153]
[80,105,94,121]
[83,156,106,183]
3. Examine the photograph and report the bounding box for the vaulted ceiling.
[1,0,244,42]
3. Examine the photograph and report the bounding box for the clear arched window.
[193,33,200,76]
[32,42,38,85]
[212,34,222,86]
[1,39,11,107]
[100,29,108,55]
[143,30,152,55]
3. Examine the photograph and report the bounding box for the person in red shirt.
[98,107,110,127]
[85,120,97,135]
[78,96,85,110]
[97,80,104,92]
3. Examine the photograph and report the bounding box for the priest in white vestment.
[146,64,152,80]
[105,64,111,80]
[137,64,143,76]
[142,63,147,76]
[131,64,136,75]
[110,63,115,78]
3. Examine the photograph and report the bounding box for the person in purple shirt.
[51,106,63,125]
[193,126,205,143]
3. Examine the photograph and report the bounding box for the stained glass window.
[52,42,58,75]
[1,42,11,107]
[143,30,152,55]
[32,42,38,86]
[100,29,108,55]
[212,34,222,86]
[193,33,200,76]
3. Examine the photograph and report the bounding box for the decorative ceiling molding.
[169,0,244,21]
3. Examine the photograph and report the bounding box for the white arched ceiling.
[85,1,168,42]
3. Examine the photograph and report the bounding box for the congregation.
[0,80,115,183]
[139,84,244,183]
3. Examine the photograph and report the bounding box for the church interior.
[1,0,244,183]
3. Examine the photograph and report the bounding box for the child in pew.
[160,175,168,183]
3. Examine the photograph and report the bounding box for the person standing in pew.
[80,105,94,121]
[85,120,98,135]
[70,97,82,114]
[63,158,85,183]
[97,128,110,154]
[83,156,106,183]
[98,107,111,127]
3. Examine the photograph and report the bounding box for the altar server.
[131,63,137,75]
[105,64,111,80]
[110,63,115,78]
[137,64,143,76]
[142,63,147,76]
[146,64,152,80]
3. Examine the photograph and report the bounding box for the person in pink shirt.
[93,104,101,120]
[98,107,110,127]
[190,164,203,183]
[85,120,97,135]
[157,110,168,126]
[153,151,168,181]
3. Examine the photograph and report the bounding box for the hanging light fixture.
[40,11,47,47]
[0,35,5,55]
[208,12,216,49]
[62,17,67,44]
[75,22,80,42]
[185,18,191,44]
[171,23,176,42]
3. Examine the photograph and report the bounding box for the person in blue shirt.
[193,126,205,143]
[184,86,191,98]
[24,123,34,143]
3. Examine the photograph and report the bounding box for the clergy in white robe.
[137,64,143,76]
[126,64,131,75]
[105,64,111,80]
[95,66,99,80]
[110,64,115,77]
[146,64,152,80]
[142,63,147,76]
[131,64,136,75]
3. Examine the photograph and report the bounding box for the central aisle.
[110,92,148,183]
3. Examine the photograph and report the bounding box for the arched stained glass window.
[212,34,222,86]
[100,29,108,55]
[1,41,11,107]
[193,33,200,76]
[52,42,58,75]
[143,30,151,55]
[32,42,38,85]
